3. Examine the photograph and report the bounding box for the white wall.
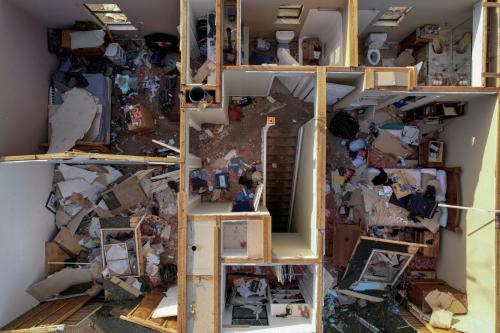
[438,95,498,333]
[224,71,275,97]
[0,162,56,326]
[291,119,317,252]
[0,0,57,155]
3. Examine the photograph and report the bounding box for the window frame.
[84,3,134,27]
[275,4,303,25]
[373,6,413,27]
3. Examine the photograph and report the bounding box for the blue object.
[349,138,366,152]
[438,206,448,228]
[381,123,404,130]
[353,282,384,291]
[392,99,407,108]
[250,53,274,65]
[215,172,230,189]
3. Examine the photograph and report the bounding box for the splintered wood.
[120,288,177,332]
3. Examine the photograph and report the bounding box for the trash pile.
[190,147,263,212]
[324,104,467,332]
[29,163,179,325]
[47,23,181,156]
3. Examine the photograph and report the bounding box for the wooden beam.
[213,221,220,333]
[315,67,327,231]
[264,215,272,262]
[215,0,222,103]
[224,65,318,71]
[495,94,500,333]
[483,4,489,87]
[0,153,180,164]
[180,0,187,85]
[177,192,188,333]
[221,257,265,263]
[363,68,375,90]
[315,236,324,333]
[272,257,322,264]
[236,0,242,65]
[347,0,359,67]
[482,2,500,8]
[412,86,500,93]
[190,215,218,222]
[483,72,500,78]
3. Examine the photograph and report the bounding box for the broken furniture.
[121,288,177,332]
[408,279,468,314]
[101,174,148,215]
[1,295,98,331]
[100,217,144,277]
[338,237,424,302]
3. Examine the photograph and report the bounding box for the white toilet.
[276,30,295,55]
[365,33,387,66]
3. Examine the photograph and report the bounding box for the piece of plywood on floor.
[62,301,103,326]
[120,288,177,333]
[187,279,214,333]
[2,295,93,331]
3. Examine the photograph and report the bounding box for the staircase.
[266,129,298,233]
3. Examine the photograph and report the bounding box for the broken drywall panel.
[26,268,94,302]
[151,285,178,318]
[59,164,99,183]
[54,227,82,255]
[48,88,99,153]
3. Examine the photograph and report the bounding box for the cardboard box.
[101,176,147,214]
[54,227,81,256]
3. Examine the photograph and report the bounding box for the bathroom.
[238,0,349,66]
[357,0,478,86]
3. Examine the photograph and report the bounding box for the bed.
[361,167,461,233]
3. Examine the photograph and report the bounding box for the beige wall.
[242,0,346,39]
[0,0,57,155]
[9,0,180,37]
[291,119,316,252]
[439,94,498,333]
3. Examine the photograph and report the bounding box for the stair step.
[266,185,292,191]
[268,207,290,215]
[267,155,295,163]
[267,179,293,186]
[265,171,294,179]
[266,202,291,209]
[268,129,298,137]
[266,164,295,172]
[266,147,297,155]
[266,188,292,199]
[266,140,298,148]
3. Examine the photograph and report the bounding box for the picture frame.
[45,191,59,214]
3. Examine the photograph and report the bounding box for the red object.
[229,105,244,122]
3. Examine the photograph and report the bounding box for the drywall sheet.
[187,279,214,332]
[187,221,215,275]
